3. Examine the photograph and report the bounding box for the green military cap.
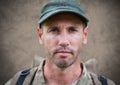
[38,0,89,26]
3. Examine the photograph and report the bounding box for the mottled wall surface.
[0,0,120,84]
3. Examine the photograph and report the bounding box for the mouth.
[55,50,72,56]
[53,47,74,57]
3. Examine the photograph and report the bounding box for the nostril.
[59,43,69,47]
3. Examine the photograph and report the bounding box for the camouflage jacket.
[5,57,115,85]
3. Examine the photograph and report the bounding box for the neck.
[43,58,82,85]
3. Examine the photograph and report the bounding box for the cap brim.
[38,8,89,25]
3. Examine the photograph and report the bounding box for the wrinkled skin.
[38,12,88,69]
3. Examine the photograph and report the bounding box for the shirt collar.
[75,63,92,85]
[32,58,46,85]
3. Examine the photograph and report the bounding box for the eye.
[49,27,59,33]
[69,27,78,33]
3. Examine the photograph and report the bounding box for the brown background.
[0,0,120,85]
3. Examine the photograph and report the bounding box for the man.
[5,0,115,85]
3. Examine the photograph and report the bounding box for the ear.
[37,27,43,44]
[83,26,88,44]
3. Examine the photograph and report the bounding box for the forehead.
[42,12,83,26]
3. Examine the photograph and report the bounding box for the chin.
[54,58,75,69]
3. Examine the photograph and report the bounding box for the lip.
[55,51,72,55]
[56,50,71,53]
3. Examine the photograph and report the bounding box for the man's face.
[38,12,88,68]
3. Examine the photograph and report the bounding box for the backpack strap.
[16,69,31,85]
[14,67,37,85]
[90,72,108,85]
[98,75,108,85]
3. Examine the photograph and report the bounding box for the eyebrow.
[48,24,81,28]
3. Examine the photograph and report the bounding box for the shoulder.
[5,67,38,85]
[5,56,45,85]
[84,59,115,85]
[90,72,115,85]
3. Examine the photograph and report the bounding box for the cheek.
[71,33,84,44]
[71,34,84,50]
[43,35,57,50]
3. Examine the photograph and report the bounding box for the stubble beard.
[53,56,78,69]
[47,46,79,70]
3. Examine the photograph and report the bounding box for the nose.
[58,32,70,47]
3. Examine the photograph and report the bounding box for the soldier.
[5,0,115,85]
